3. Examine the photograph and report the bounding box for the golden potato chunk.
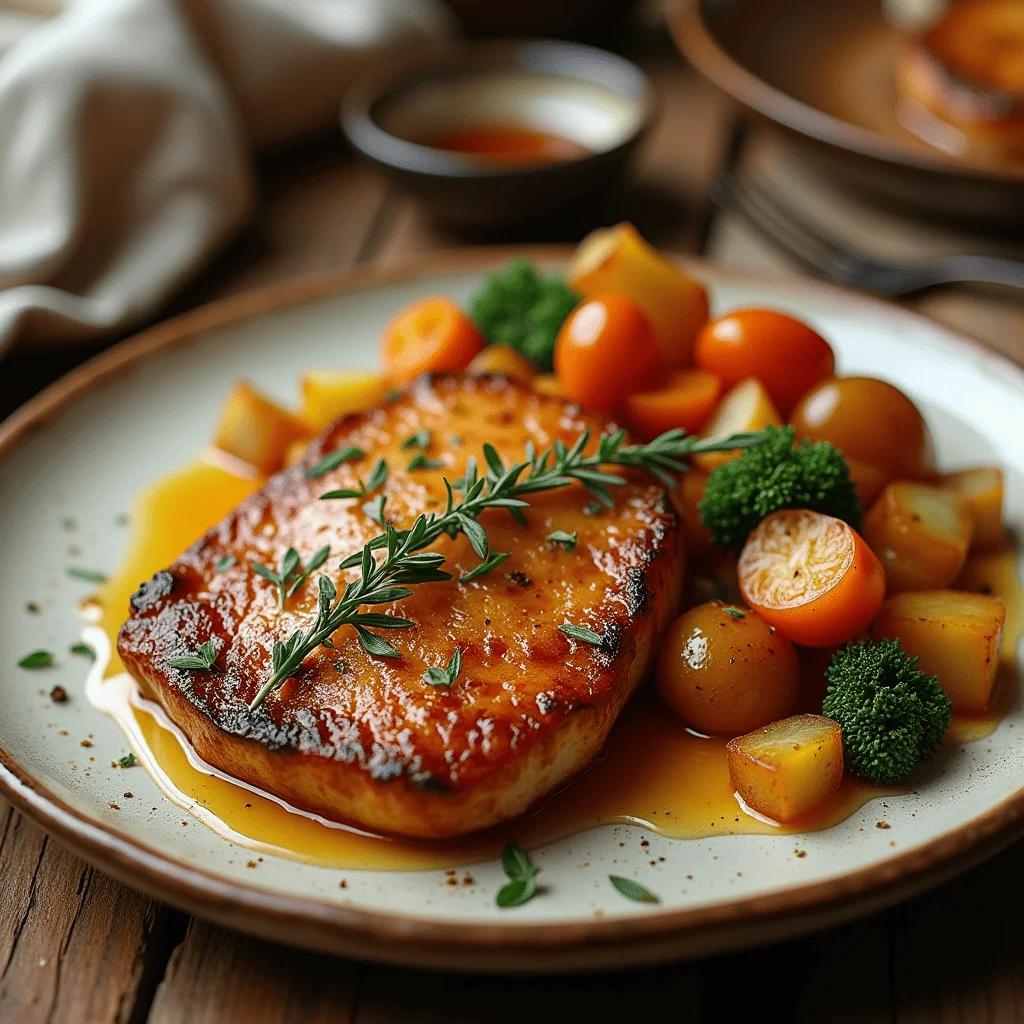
[942,467,1005,550]
[727,714,844,823]
[863,482,974,592]
[531,373,568,398]
[871,590,1006,713]
[694,377,782,471]
[466,344,538,384]
[568,222,709,368]
[299,370,389,433]
[212,381,310,475]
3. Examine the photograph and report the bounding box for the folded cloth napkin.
[0,0,453,357]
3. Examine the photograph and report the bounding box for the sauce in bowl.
[422,125,591,165]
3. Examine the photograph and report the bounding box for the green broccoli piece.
[469,259,579,371]
[823,638,952,784]
[698,425,860,550]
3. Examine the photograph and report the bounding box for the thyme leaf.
[167,640,218,672]
[609,875,659,904]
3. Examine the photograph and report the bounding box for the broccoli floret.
[698,425,860,549]
[469,259,579,371]
[823,638,952,784]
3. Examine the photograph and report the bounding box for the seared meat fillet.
[118,375,683,839]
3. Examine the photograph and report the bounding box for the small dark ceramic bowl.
[341,40,655,232]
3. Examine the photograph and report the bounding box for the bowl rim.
[340,38,657,180]
[667,0,1024,186]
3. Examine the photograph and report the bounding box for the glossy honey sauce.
[422,126,590,165]
[83,458,1022,871]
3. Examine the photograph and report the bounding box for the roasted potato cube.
[299,370,389,433]
[942,467,1005,550]
[694,377,782,471]
[531,373,568,398]
[568,222,709,368]
[727,714,844,823]
[212,381,310,475]
[466,344,537,384]
[863,482,974,592]
[871,590,1006,713]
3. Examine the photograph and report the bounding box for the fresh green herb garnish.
[558,624,603,646]
[423,648,462,688]
[547,530,578,551]
[609,875,659,904]
[407,454,445,471]
[459,551,511,583]
[362,495,387,526]
[117,753,137,768]
[167,641,219,672]
[496,840,540,908]
[724,607,745,619]
[470,259,579,371]
[67,567,107,584]
[583,500,603,516]
[18,650,54,669]
[253,546,330,610]
[823,638,951,784]
[700,425,860,550]
[248,426,769,710]
[214,555,237,573]
[70,641,96,661]
[305,446,365,480]
[365,458,389,492]
[402,430,432,450]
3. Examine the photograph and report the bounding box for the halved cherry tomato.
[789,376,932,478]
[694,309,834,415]
[738,508,886,647]
[553,293,662,416]
[624,370,723,440]
[380,297,485,382]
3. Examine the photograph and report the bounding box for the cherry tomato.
[624,370,723,440]
[553,293,662,416]
[381,297,485,382]
[694,309,835,415]
[789,377,932,478]
[656,600,800,736]
[738,508,886,648]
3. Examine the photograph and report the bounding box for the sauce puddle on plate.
[82,459,1022,871]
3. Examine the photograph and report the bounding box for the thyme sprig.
[247,426,768,710]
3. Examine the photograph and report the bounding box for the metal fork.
[711,174,1024,297]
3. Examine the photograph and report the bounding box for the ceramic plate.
[1,251,1022,972]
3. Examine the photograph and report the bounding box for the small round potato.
[656,601,800,736]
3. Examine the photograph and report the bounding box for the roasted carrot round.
[694,308,834,415]
[553,292,662,416]
[380,297,485,382]
[624,369,723,440]
[738,508,886,648]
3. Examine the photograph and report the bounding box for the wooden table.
[2,52,1023,1024]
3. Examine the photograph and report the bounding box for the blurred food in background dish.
[895,0,1024,160]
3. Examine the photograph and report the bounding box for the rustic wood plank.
[354,961,702,1024]
[0,799,184,1024]
[147,919,360,1024]
[891,841,1024,1023]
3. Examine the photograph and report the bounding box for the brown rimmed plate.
[670,0,1024,224]
[1,249,1022,972]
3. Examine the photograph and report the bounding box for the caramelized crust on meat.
[897,0,1024,156]
[118,375,683,839]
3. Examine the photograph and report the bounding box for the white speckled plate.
[1,250,1022,973]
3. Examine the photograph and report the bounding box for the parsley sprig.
[496,840,540,908]
[245,426,767,710]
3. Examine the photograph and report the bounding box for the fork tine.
[728,176,840,270]
[740,178,851,262]
[711,174,832,274]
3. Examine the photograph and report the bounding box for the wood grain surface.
[1,39,1023,1024]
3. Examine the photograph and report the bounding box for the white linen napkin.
[0,0,453,357]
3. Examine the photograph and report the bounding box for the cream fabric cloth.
[0,0,453,355]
